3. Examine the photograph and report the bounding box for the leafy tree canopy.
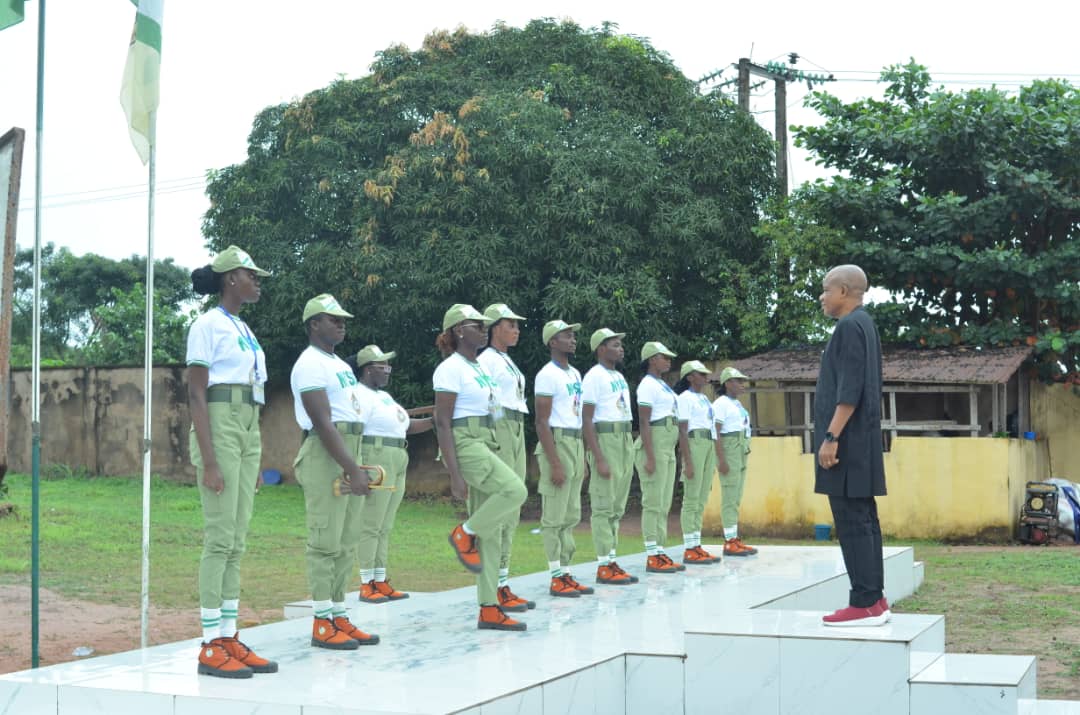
[204,19,781,405]
[794,61,1080,381]
[11,243,192,366]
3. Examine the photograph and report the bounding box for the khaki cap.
[302,294,353,323]
[355,344,397,368]
[640,341,677,361]
[211,245,270,276]
[442,303,493,332]
[483,303,526,323]
[590,328,625,352]
[542,319,581,345]
[679,360,710,379]
[718,366,750,383]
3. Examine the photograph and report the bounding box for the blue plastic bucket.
[814,524,832,541]
[261,469,282,486]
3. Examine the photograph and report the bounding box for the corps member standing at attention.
[476,303,535,613]
[582,328,638,585]
[712,367,758,557]
[534,320,592,597]
[291,294,380,649]
[675,361,721,565]
[187,246,277,679]
[351,345,434,604]
[635,341,685,574]
[436,304,530,631]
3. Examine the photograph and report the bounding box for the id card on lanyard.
[219,307,265,404]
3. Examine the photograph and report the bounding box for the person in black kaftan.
[814,265,890,627]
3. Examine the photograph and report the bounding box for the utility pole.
[735,57,834,197]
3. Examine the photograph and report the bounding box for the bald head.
[824,265,868,298]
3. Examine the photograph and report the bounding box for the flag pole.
[140,109,156,650]
[30,0,47,671]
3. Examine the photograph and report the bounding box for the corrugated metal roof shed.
[715,345,1032,385]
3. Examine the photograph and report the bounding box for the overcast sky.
[2,0,1077,273]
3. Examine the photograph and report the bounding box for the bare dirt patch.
[0,586,278,674]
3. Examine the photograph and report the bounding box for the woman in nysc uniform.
[634,341,685,574]
[349,344,433,604]
[475,303,535,612]
[674,360,721,565]
[712,367,758,557]
[291,294,380,650]
[186,246,277,679]
[436,304,529,631]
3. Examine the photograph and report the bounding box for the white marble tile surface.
[0,546,921,715]
[542,665,596,715]
[780,637,909,715]
[479,685,543,715]
[1018,699,1080,715]
[58,685,174,715]
[910,653,1036,688]
[174,696,302,715]
[625,655,684,715]
[911,683,1019,715]
[0,680,57,715]
[685,633,779,715]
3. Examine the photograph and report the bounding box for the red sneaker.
[822,603,889,627]
[724,538,758,557]
[332,616,380,645]
[448,524,482,573]
[683,547,715,565]
[358,580,389,604]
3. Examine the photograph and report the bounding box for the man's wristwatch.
[824,431,837,443]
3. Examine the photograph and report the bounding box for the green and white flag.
[120,0,163,164]
[0,0,25,31]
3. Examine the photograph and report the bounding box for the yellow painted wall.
[702,436,1048,540]
[1032,382,1080,481]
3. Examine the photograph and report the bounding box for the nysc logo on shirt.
[336,371,358,388]
[474,374,498,390]
[609,377,627,393]
[566,381,583,397]
[237,335,262,352]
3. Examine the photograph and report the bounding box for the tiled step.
[684,609,944,715]
[910,653,1037,715]
[913,560,925,590]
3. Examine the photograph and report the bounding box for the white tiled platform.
[0,544,1072,714]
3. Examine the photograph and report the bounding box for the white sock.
[200,607,221,643]
[313,600,333,620]
[360,568,374,583]
[725,525,738,540]
[694,531,702,548]
[462,522,476,536]
[332,601,348,618]
[548,561,563,578]
[498,568,509,588]
[645,541,658,556]
[220,599,238,638]
[609,549,617,562]
[598,555,610,566]
[374,568,386,582]
[683,533,695,550]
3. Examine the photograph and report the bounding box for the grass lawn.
[0,473,1077,698]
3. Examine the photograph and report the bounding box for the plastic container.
[261,469,282,486]
[814,523,832,541]
[1023,431,1036,441]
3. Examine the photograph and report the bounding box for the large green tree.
[11,244,193,366]
[204,20,779,404]
[794,62,1080,381]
